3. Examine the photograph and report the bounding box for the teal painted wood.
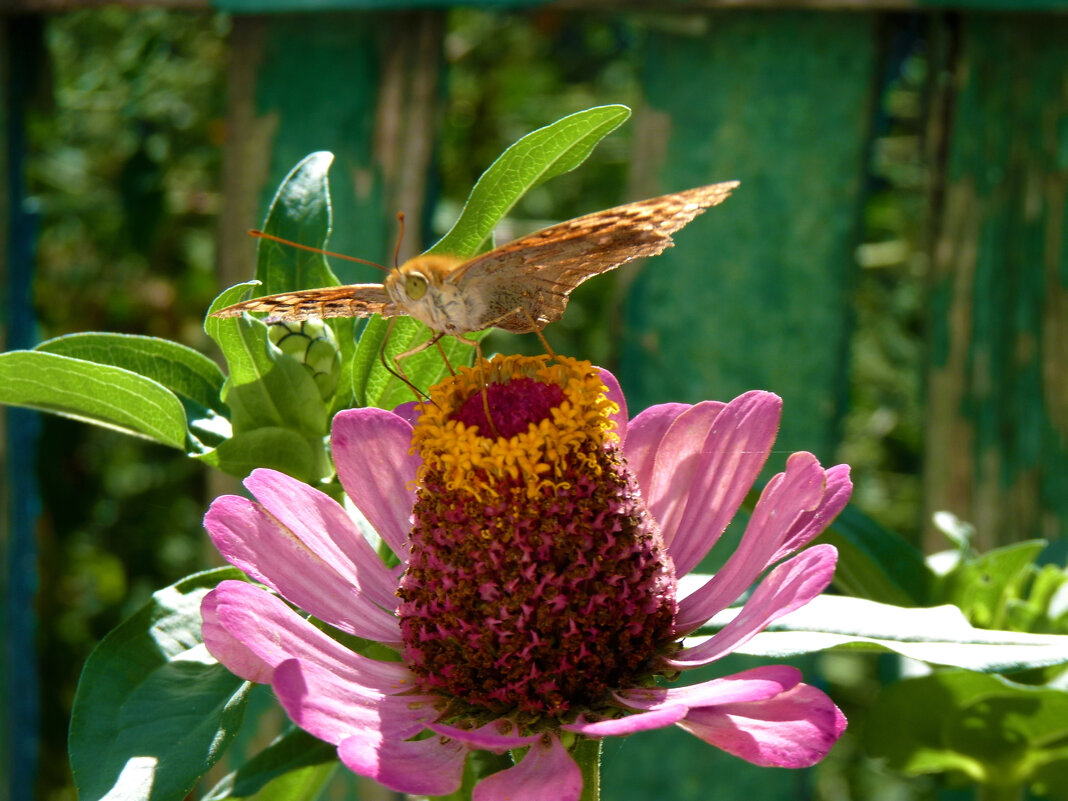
[609,12,875,799]
[253,14,391,281]
[619,11,874,466]
[926,14,1068,545]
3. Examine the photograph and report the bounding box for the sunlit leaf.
[69,568,250,801]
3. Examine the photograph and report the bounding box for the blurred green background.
[2,4,1066,801]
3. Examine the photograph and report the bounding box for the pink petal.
[337,727,467,797]
[204,580,411,691]
[245,469,400,612]
[428,720,541,751]
[650,392,782,575]
[391,400,421,427]
[771,464,852,563]
[623,402,695,499]
[272,658,433,745]
[202,588,273,683]
[562,704,688,737]
[675,452,826,633]
[473,735,582,801]
[668,544,838,668]
[679,682,847,767]
[204,492,400,644]
[619,665,803,711]
[597,367,628,442]
[331,408,419,561]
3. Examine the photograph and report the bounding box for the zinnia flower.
[202,355,851,800]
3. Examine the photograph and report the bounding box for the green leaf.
[0,350,190,449]
[207,308,328,440]
[195,427,320,484]
[69,568,251,801]
[352,106,628,406]
[35,332,227,414]
[202,728,337,801]
[256,151,341,294]
[820,503,934,606]
[429,104,631,258]
[694,594,1068,672]
[866,671,1068,793]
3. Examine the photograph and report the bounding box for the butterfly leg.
[378,317,432,403]
[517,309,558,361]
[453,334,501,439]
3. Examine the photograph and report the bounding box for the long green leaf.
[36,332,227,415]
[355,106,630,406]
[0,350,189,449]
[694,594,1068,673]
[429,104,632,258]
[69,568,250,801]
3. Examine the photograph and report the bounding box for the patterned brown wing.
[450,182,739,333]
[211,284,398,321]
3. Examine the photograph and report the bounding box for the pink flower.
[202,355,851,800]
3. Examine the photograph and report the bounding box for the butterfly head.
[384,254,473,334]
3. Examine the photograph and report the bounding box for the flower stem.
[573,737,602,801]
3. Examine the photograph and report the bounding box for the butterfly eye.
[405,272,428,300]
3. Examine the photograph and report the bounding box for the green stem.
[573,737,602,801]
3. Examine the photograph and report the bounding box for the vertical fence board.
[221,11,443,292]
[925,13,1068,548]
[620,10,875,468]
[608,14,876,799]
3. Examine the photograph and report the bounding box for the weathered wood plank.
[220,11,443,290]
[925,13,1068,548]
[618,10,875,465]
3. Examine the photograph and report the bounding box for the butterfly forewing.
[449,182,739,332]
[212,284,397,322]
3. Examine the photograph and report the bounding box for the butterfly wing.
[451,182,739,333]
[212,284,398,321]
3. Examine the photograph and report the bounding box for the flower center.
[398,356,677,722]
[451,377,566,440]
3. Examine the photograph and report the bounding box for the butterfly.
[212,182,739,342]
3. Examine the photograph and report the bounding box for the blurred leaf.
[866,671,1068,797]
[69,568,251,801]
[35,332,226,413]
[202,728,337,801]
[0,350,189,449]
[429,104,631,258]
[820,502,934,606]
[695,594,1068,672]
[937,540,1049,630]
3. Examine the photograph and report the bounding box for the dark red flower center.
[451,377,566,439]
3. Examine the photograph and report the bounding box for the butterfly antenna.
[248,230,390,273]
[393,213,405,269]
